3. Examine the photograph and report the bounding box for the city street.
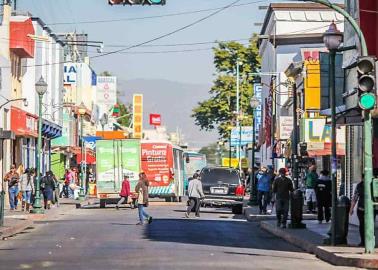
[0,203,358,270]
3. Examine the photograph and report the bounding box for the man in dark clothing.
[350,178,365,247]
[314,170,331,224]
[272,168,294,228]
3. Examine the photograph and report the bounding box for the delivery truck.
[96,139,140,208]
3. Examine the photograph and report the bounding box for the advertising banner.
[279,116,293,140]
[141,142,173,187]
[253,83,262,141]
[96,76,117,112]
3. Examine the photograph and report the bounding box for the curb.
[0,219,33,240]
[260,221,378,269]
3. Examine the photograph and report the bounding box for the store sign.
[149,114,161,126]
[133,94,143,139]
[64,64,77,85]
[279,116,293,140]
[231,127,253,146]
[302,118,345,143]
[83,136,101,151]
[222,158,239,168]
[254,84,262,141]
[96,76,117,112]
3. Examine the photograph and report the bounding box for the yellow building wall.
[304,60,321,111]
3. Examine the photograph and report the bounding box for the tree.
[199,143,228,166]
[192,36,261,139]
[117,102,132,127]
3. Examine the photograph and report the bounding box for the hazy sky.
[18,0,274,85]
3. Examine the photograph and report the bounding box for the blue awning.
[42,119,62,139]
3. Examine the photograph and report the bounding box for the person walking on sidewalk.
[350,176,368,247]
[256,167,271,215]
[305,164,318,214]
[4,165,20,211]
[40,171,56,210]
[116,175,131,210]
[314,170,331,224]
[135,172,152,225]
[272,168,294,228]
[19,168,34,212]
[185,173,205,218]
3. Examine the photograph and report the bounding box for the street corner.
[0,218,33,240]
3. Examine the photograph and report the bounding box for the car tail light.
[235,185,245,197]
[99,194,108,199]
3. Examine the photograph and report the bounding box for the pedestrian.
[305,164,318,213]
[116,175,131,210]
[256,167,271,215]
[185,173,205,218]
[135,172,152,225]
[4,164,20,211]
[68,168,76,198]
[19,168,34,212]
[40,171,56,210]
[314,170,332,224]
[272,168,294,228]
[50,171,60,207]
[60,169,70,198]
[350,176,367,247]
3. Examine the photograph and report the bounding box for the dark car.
[200,167,245,214]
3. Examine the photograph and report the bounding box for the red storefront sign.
[76,150,96,165]
[10,106,38,137]
[141,142,173,186]
[149,114,161,126]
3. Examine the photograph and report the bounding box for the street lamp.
[31,76,48,214]
[78,102,86,201]
[249,96,260,205]
[323,21,342,246]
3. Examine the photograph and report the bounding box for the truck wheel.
[100,199,106,208]
[232,204,243,215]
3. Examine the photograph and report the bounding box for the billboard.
[96,76,117,113]
[141,142,173,187]
[149,113,161,126]
[231,127,253,146]
[133,94,143,138]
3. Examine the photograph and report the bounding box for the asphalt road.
[0,203,358,270]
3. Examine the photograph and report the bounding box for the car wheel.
[100,199,106,208]
[232,204,243,215]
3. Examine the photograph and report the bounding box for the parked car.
[200,167,245,214]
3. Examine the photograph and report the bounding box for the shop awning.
[307,142,345,157]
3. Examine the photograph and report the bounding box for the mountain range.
[117,78,218,148]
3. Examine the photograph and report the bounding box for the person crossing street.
[185,173,205,218]
[135,172,152,225]
[116,175,131,210]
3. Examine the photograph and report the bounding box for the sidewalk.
[244,204,317,221]
[260,219,378,269]
[0,197,91,239]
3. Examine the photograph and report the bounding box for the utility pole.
[291,82,299,189]
[236,61,242,173]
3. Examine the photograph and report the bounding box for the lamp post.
[31,76,47,214]
[78,102,86,201]
[249,96,260,204]
[236,61,243,174]
[323,21,343,246]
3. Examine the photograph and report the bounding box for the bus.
[141,141,185,202]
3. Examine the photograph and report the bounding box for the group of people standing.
[4,164,60,211]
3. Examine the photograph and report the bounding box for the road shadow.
[143,218,304,252]
[173,208,245,220]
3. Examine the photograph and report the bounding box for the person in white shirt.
[185,173,205,218]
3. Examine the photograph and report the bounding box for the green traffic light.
[359,93,376,110]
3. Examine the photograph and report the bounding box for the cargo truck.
[96,139,141,208]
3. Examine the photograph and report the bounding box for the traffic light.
[357,56,377,110]
[108,0,166,5]
[112,104,120,117]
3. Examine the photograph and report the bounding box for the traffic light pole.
[291,82,299,189]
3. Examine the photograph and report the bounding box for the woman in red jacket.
[116,175,131,210]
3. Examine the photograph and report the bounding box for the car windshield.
[201,168,240,185]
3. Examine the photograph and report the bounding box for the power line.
[90,0,244,59]
[47,0,267,26]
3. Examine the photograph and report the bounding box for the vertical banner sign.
[253,84,262,141]
[96,76,117,114]
[133,94,143,139]
[149,114,161,126]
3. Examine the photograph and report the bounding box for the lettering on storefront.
[64,64,77,84]
[302,118,345,144]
